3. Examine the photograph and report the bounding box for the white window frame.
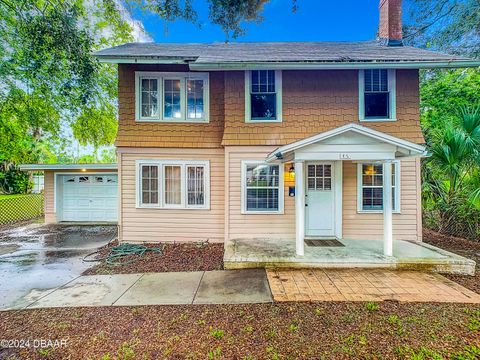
[244,70,283,123]
[136,75,161,121]
[135,159,210,210]
[241,160,284,214]
[162,77,185,121]
[137,164,161,208]
[356,161,401,214]
[135,72,209,123]
[358,69,396,122]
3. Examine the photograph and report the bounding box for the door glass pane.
[307,164,332,191]
[164,165,181,205]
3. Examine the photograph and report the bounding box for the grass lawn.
[1,302,479,359]
[0,194,32,200]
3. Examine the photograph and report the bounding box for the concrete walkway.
[267,268,480,303]
[4,269,272,310]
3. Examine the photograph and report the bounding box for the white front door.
[305,162,335,237]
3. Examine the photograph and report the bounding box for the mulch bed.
[1,302,479,359]
[423,228,480,294]
[82,241,224,275]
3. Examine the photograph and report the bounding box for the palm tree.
[423,106,480,238]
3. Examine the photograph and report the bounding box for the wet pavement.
[0,223,117,310]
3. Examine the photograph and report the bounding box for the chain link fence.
[0,194,44,226]
[423,208,480,241]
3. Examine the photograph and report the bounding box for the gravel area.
[423,229,480,294]
[83,241,224,275]
[1,302,479,359]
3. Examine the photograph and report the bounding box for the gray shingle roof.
[94,41,471,64]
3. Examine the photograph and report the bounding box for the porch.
[224,237,476,275]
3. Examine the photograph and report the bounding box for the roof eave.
[94,55,197,64]
[265,123,426,163]
[19,164,118,171]
[189,60,480,71]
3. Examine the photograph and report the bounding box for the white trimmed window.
[245,70,282,122]
[140,165,160,206]
[135,72,209,122]
[359,69,396,121]
[357,162,400,213]
[241,162,284,214]
[136,160,209,209]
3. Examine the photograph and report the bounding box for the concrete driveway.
[0,223,117,309]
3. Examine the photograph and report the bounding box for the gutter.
[95,56,197,64]
[189,60,480,71]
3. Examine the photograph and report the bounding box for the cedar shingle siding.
[116,64,225,148]
[117,65,424,147]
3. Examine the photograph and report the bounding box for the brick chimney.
[378,0,403,46]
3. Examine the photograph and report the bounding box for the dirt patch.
[423,228,480,294]
[83,241,224,275]
[1,302,479,359]
[0,217,44,235]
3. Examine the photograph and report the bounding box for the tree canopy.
[0,0,137,168]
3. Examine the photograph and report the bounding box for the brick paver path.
[266,269,480,303]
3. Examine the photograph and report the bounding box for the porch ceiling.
[265,123,427,163]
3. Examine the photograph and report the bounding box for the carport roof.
[19,164,118,171]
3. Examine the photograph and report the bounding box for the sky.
[130,0,385,43]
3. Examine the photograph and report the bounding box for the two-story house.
[22,0,479,273]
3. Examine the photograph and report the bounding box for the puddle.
[0,224,117,309]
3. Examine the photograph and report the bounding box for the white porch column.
[383,162,393,256]
[295,161,305,256]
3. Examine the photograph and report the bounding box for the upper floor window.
[135,72,209,122]
[245,70,282,122]
[359,69,396,122]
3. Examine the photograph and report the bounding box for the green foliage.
[422,106,480,239]
[0,164,32,194]
[210,328,225,339]
[0,0,133,169]
[72,103,118,160]
[420,68,480,132]
[365,302,379,312]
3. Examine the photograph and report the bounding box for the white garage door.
[61,174,118,222]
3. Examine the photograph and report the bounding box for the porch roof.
[265,123,427,162]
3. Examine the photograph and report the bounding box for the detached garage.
[19,164,118,223]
